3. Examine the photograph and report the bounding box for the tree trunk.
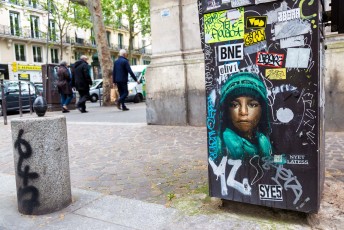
[59,35,63,61]
[128,24,134,63]
[71,0,112,106]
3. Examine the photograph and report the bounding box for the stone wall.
[325,35,344,131]
[146,0,205,126]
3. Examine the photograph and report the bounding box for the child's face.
[228,96,262,138]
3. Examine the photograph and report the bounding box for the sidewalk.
[0,104,343,229]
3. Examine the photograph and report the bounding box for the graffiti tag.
[15,129,40,214]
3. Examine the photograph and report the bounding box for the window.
[51,48,59,64]
[117,15,123,29]
[75,32,84,44]
[132,58,137,65]
[28,0,37,8]
[9,0,19,5]
[118,33,123,49]
[143,60,151,65]
[49,19,56,41]
[91,29,96,46]
[106,31,111,46]
[9,11,20,36]
[14,44,25,61]
[33,46,42,63]
[30,16,40,38]
[142,40,146,53]
[74,51,82,61]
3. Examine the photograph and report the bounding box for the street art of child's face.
[228,96,262,139]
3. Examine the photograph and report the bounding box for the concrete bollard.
[11,115,72,215]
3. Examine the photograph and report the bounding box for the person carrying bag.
[57,61,73,113]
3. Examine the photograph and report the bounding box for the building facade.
[0,0,151,83]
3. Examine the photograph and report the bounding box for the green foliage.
[113,0,150,36]
[39,0,92,31]
[167,192,176,201]
[72,3,92,29]
[101,0,116,26]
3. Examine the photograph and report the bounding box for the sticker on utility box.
[259,184,283,201]
[218,43,244,62]
[246,16,267,29]
[204,8,244,43]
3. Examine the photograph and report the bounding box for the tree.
[68,0,151,105]
[113,0,150,62]
[41,0,76,61]
[70,0,113,106]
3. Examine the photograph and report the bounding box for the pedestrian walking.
[71,55,92,113]
[112,49,140,111]
[57,61,73,113]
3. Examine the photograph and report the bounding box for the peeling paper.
[274,19,311,40]
[244,41,267,55]
[285,48,311,69]
[280,35,305,49]
[264,1,288,24]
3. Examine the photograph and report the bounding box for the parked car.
[34,83,43,95]
[89,65,148,103]
[89,79,103,103]
[0,80,38,116]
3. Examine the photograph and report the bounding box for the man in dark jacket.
[112,49,140,111]
[72,55,92,113]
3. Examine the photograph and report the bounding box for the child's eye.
[230,101,239,108]
[248,101,260,108]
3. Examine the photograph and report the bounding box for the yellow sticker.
[244,29,266,46]
[204,8,244,44]
[266,68,286,80]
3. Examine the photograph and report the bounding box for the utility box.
[42,64,76,111]
[198,0,325,213]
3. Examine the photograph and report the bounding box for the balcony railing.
[3,0,44,10]
[0,25,70,44]
[0,24,151,57]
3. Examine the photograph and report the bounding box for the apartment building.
[0,0,151,83]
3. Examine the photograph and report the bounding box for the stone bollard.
[11,115,72,215]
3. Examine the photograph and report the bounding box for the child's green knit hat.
[220,72,268,105]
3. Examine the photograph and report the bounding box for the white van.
[127,65,148,103]
[88,65,148,103]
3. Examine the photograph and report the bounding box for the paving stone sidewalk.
[0,106,343,229]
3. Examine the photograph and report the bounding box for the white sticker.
[218,43,244,62]
[285,48,311,69]
[259,184,283,201]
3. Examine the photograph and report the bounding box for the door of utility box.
[42,64,76,111]
[198,0,325,213]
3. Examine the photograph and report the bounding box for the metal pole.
[1,79,7,125]
[28,82,32,115]
[44,0,50,99]
[18,81,22,117]
[99,88,101,106]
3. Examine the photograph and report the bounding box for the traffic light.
[331,0,344,33]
